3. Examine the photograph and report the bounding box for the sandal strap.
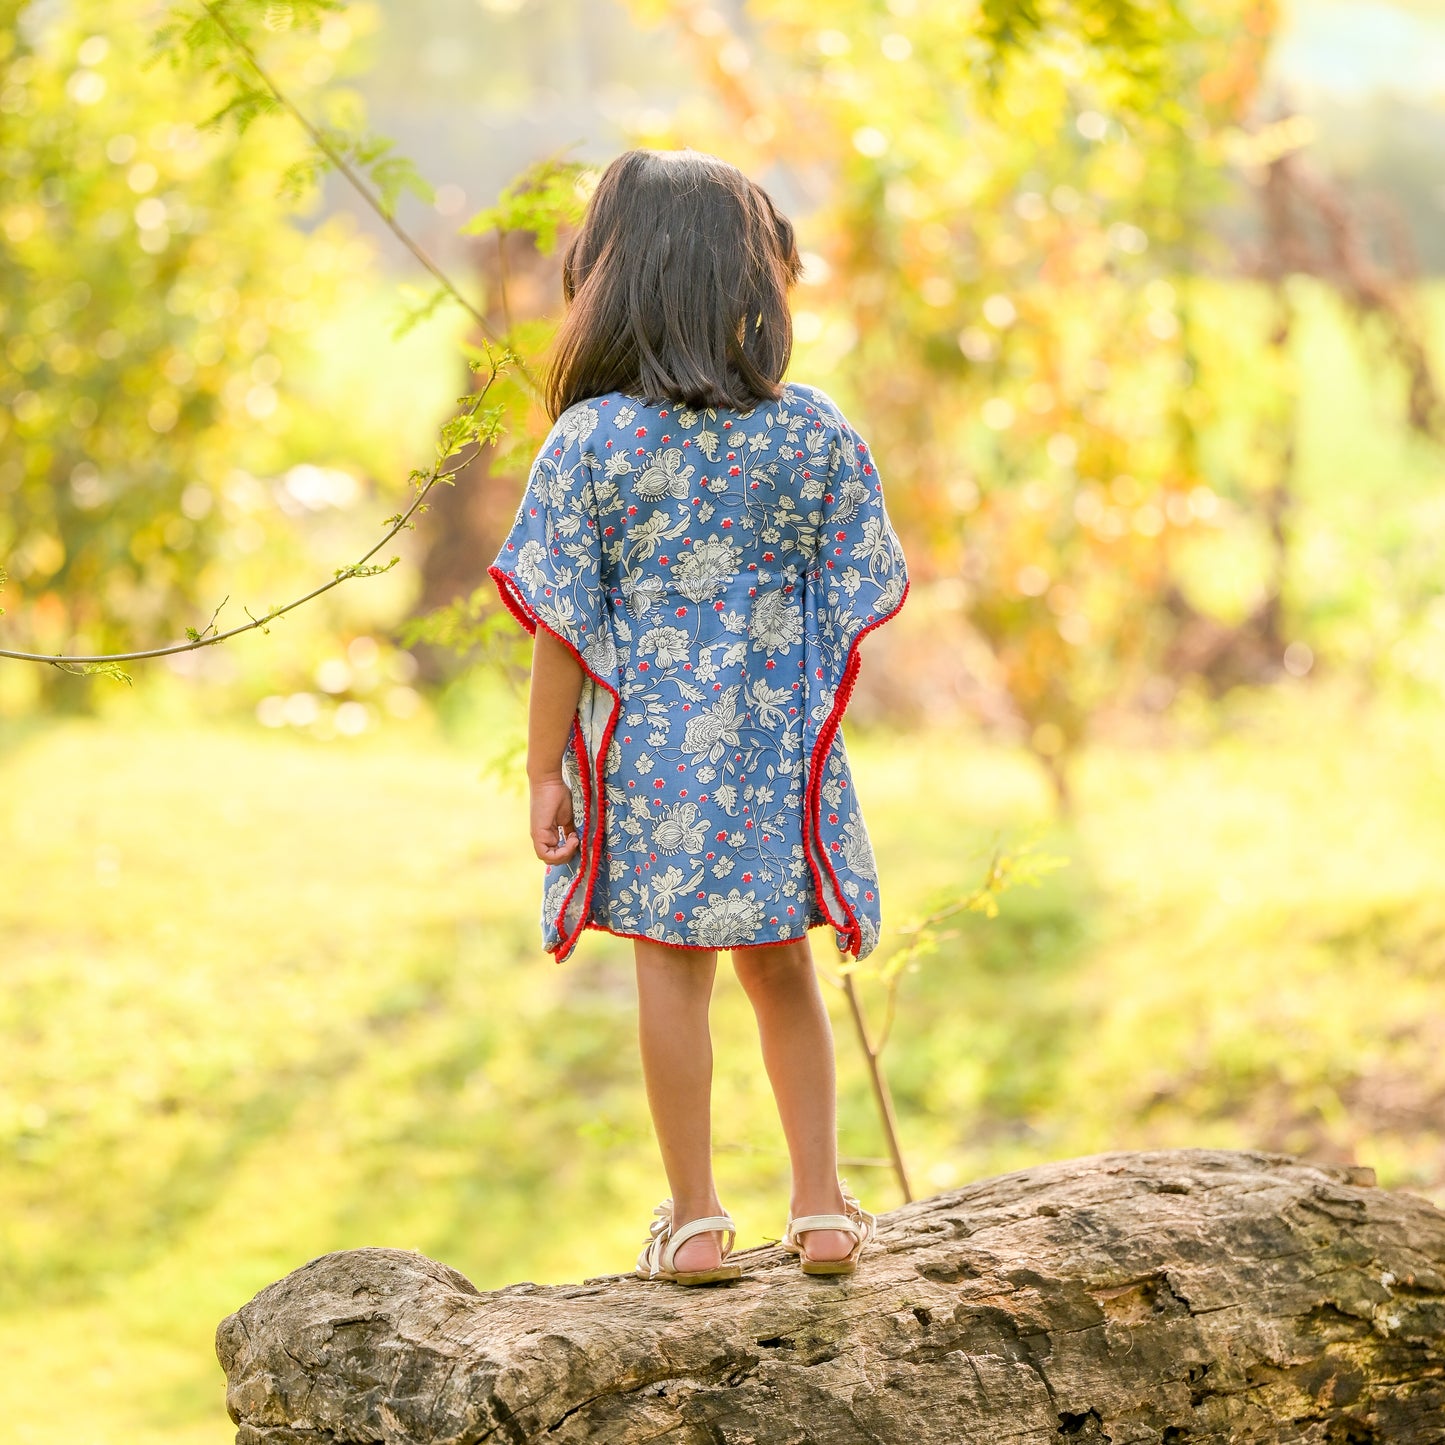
[662,1213,736,1273]
[787,1212,862,1242]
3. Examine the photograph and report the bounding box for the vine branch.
[0,368,503,671]
[199,1,501,349]
[2,1,555,672]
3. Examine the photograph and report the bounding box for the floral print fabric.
[488,382,909,963]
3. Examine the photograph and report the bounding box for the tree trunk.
[215,1149,1445,1444]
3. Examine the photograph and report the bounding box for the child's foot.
[669,1225,726,1273]
[667,1199,729,1273]
[790,1186,857,1263]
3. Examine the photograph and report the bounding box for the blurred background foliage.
[3,1,1445,1441]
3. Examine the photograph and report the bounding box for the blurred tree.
[623,0,1441,805]
[0,0,373,694]
[622,0,1282,806]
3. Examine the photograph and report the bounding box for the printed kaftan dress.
[488,382,909,963]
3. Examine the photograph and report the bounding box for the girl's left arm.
[526,627,584,865]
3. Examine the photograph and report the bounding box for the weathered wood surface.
[216,1149,1445,1444]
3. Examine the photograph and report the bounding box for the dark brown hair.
[545,149,803,420]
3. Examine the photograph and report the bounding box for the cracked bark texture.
[215,1149,1445,1444]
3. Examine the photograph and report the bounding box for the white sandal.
[781,1180,877,1276]
[635,1198,742,1285]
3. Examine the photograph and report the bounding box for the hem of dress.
[578,919,831,953]
[488,562,622,963]
[803,574,911,959]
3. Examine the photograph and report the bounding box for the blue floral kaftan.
[488,382,909,963]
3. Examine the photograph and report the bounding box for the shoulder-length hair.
[545,149,803,420]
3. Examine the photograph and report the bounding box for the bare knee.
[634,940,717,999]
[732,939,814,999]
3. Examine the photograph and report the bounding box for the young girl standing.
[489,149,909,1282]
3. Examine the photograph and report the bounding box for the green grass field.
[3,677,1444,1444]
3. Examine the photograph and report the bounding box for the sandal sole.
[636,1266,742,1285]
[800,1258,859,1276]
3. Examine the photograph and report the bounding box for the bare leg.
[634,940,727,1272]
[732,936,855,1262]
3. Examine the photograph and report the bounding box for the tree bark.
[215,1149,1445,1444]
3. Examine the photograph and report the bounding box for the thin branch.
[840,973,914,1204]
[0,373,501,667]
[199,3,542,398]
[201,2,497,344]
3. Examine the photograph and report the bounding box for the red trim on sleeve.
[488,563,622,963]
[803,576,911,958]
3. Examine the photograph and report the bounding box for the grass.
[2,677,1445,1443]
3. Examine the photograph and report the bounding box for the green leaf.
[459,156,595,253]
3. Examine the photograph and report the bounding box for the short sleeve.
[817,406,909,653]
[488,404,613,675]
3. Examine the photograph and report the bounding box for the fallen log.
[216,1149,1445,1443]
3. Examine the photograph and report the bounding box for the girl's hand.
[529,774,580,865]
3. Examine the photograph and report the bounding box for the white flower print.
[671,535,741,604]
[623,572,667,619]
[515,539,547,590]
[851,515,893,568]
[650,863,702,915]
[635,447,695,501]
[653,802,707,854]
[830,473,869,525]
[747,679,793,730]
[628,508,688,561]
[689,888,765,946]
[637,625,691,668]
[559,403,599,446]
[749,589,803,653]
[841,816,878,881]
[682,684,743,763]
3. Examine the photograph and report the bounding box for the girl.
[489,149,909,1282]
